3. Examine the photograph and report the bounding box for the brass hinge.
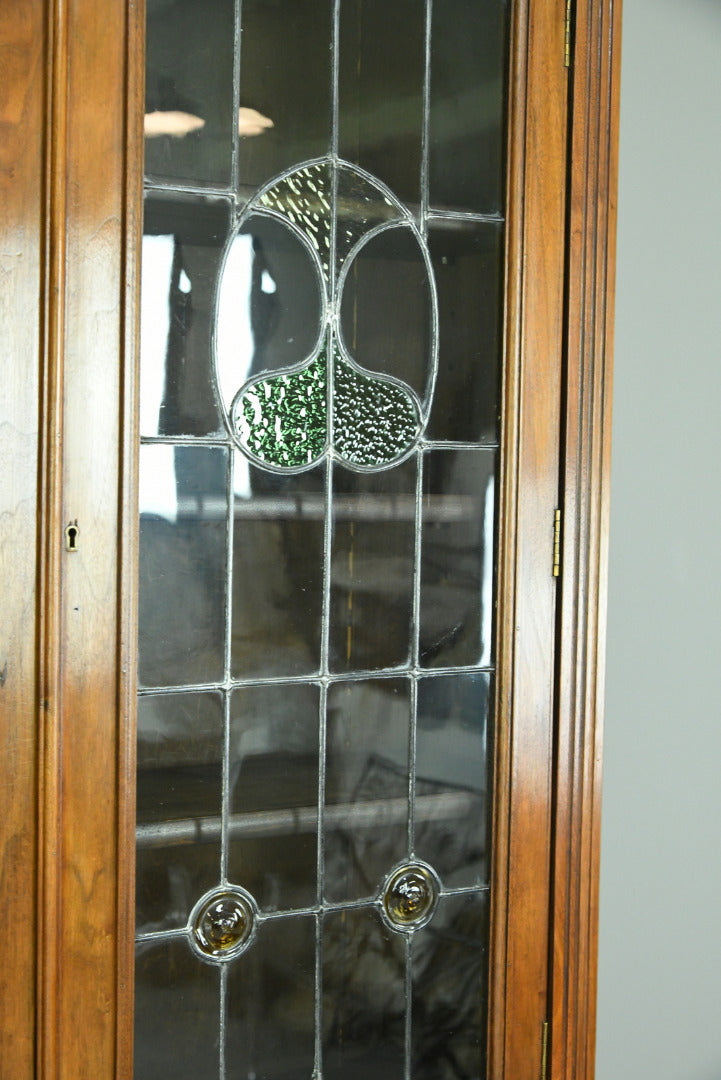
[541,1020,550,1080]
[553,509,562,578]
[565,0,573,67]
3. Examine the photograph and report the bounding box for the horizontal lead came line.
[138,663,496,696]
[143,178,504,228]
[136,791,481,849]
[135,882,492,943]
[144,179,257,203]
[147,493,485,523]
[426,208,504,225]
[139,438,499,450]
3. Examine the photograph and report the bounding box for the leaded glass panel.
[137,1,508,1075]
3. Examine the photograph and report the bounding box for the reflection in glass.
[226,915,316,1079]
[323,906,406,1080]
[338,0,424,207]
[330,459,416,672]
[416,674,491,888]
[141,195,230,438]
[136,691,223,932]
[426,220,503,444]
[257,162,332,279]
[135,938,220,1079]
[325,679,409,902]
[335,167,401,273]
[429,0,507,214]
[138,446,228,688]
[218,211,324,386]
[228,683,319,911]
[145,0,236,186]
[231,457,324,678]
[420,450,495,669]
[339,225,433,403]
[237,0,332,190]
[411,893,489,1079]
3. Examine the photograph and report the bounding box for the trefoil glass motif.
[217,160,436,471]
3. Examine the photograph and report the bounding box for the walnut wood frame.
[0,1,620,1077]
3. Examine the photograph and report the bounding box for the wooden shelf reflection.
[136,790,480,848]
[164,493,483,523]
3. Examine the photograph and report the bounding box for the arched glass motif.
[215,159,438,471]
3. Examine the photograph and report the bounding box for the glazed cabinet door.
[0,0,621,1078]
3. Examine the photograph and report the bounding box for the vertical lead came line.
[420,0,433,236]
[404,937,413,1080]
[221,451,236,888]
[231,0,243,189]
[220,450,235,1080]
[409,449,424,856]
[220,3,242,1069]
[409,14,432,1074]
[219,964,228,1080]
[313,7,343,1076]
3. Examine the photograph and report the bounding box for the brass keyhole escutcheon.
[65,521,79,552]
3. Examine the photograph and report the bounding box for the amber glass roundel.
[381,863,440,931]
[191,888,256,961]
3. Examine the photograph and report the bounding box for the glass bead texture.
[382,862,441,932]
[190,887,257,961]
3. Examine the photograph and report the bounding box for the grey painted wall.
[596,1,721,1077]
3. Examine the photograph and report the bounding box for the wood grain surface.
[490,1,569,1076]
[553,2,622,1078]
[0,3,44,1076]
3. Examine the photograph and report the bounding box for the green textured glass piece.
[233,354,327,468]
[259,163,332,280]
[333,352,419,467]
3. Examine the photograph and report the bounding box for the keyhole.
[65,521,79,552]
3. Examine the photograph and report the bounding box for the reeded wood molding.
[552,2,622,1079]
[116,0,144,1075]
[35,0,141,1077]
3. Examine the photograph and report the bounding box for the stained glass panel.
[137,0,507,1076]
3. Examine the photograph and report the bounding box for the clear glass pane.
[136,691,223,931]
[226,915,316,1077]
[330,459,416,673]
[227,683,319,911]
[237,0,332,191]
[339,224,433,404]
[415,673,491,888]
[325,678,410,902]
[338,0,424,208]
[138,445,227,688]
[429,0,507,214]
[420,449,496,669]
[134,938,220,1078]
[323,906,406,1080]
[145,0,236,187]
[411,893,489,1078]
[231,458,325,679]
[141,194,230,438]
[426,220,503,444]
